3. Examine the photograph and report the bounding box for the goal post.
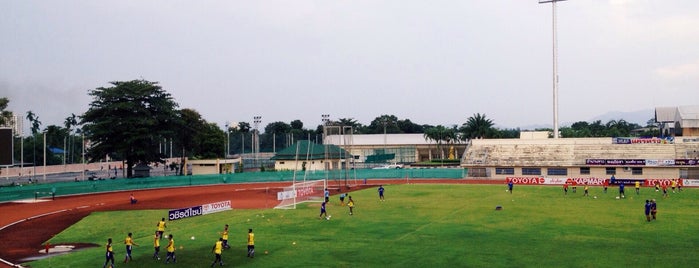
[274,179,327,209]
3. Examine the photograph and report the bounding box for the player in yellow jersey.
[123,232,139,263]
[220,224,230,249]
[164,234,176,264]
[247,229,255,258]
[156,218,167,240]
[635,181,641,194]
[347,196,355,215]
[103,238,115,268]
[152,231,161,260]
[210,238,224,267]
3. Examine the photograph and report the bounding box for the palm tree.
[424,125,455,160]
[64,113,77,163]
[25,111,41,135]
[460,113,494,140]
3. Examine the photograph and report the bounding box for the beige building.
[325,133,467,165]
[656,106,699,137]
[187,158,241,175]
[461,136,699,180]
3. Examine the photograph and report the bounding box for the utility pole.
[321,114,330,178]
[253,116,262,169]
[539,0,567,138]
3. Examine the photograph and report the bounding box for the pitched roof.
[655,107,676,122]
[676,106,699,128]
[271,140,351,160]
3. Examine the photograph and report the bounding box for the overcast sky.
[2,0,698,134]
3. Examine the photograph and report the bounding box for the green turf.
[24,184,699,267]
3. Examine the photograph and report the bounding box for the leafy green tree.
[194,122,225,159]
[424,125,457,159]
[494,128,520,139]
[81,80,179,177]
[290,119,304,130]
[64,114,79,163]
[0,97,12,126]
[397,119,424,133]
[459,113,495,140]
[367,115,401,134]
[337,118,363,133]
[25,111,41,135]
[264,121,292,135]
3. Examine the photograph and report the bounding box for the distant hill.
[509,109,654,130]
[589,109,653,126]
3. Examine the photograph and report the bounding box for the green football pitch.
[25,184,699,268]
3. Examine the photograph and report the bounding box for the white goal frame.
[274,179,327,209]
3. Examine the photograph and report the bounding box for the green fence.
[0,168,465,203]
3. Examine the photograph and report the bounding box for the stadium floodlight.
[539,0,567,138]
[253,116,262,166]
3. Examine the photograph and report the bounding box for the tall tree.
[64,113,78,163]
[290,119,304,130]
[423,125,456,159]
[25,111,42,135]
[0,97,12,126]
[367,115,401,134]
[81,80,179,177]
[397,119,424,133]
[460,113,495,140]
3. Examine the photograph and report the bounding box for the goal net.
[274,179,327,209]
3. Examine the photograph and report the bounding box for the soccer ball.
[593,196,597,199]
[264,250,269,255]
[190,236,195,240]
[615,196,620,199]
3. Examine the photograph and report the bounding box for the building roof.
[325,133,445,146]
[271,140,351,160]
[655,107,677,123]
[676,106,699,128]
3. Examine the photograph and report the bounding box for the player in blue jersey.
[507,180,514,194]
[644,200,652,222]
[378,185,385,201]
[619,183,625,198]
[319,201,329,220]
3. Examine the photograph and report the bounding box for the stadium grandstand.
[461,105,699,181]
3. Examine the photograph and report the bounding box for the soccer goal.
[274,179,327,209]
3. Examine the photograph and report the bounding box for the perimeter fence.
[0,168,465,202]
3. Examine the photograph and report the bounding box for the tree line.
[0,79,660,177]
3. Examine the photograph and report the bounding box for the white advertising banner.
[202,200,232,215]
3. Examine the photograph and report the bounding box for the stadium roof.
[655,107,677,123]
[676,106,699,128]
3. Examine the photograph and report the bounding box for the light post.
[43,131,46,181]
[539,0,567,138]
[382,118,388,155]
[81,130,85,180]
[321,114,330,174]
[253,116,262,168]
[225,122,230,158]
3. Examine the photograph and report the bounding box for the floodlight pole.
[43,131,46,181]
[253,116,262,168]
[539,0,566,139]
[321,114,330,179]
[225,122,230,158]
